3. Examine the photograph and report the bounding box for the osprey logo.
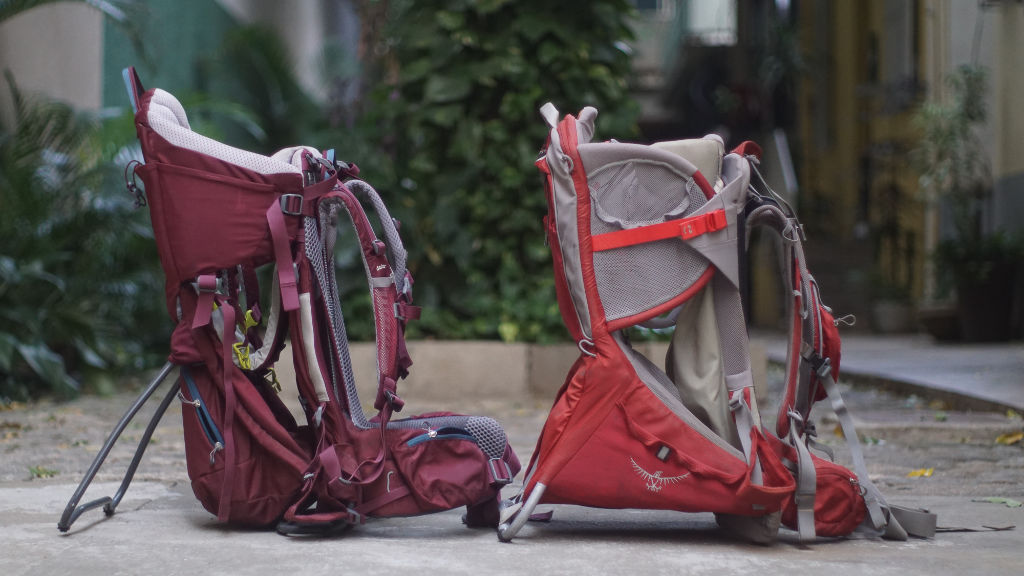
[630,457,689,493]
[376,264,388,272]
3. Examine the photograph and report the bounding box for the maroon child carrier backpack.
[59,68,519,534]
[496,104,935,544]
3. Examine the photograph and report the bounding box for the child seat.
[59,68,519,534]
[496,104,935,543]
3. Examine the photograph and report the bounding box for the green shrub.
[0,75,165,401]
[355,0,639,342]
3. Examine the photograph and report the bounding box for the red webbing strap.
[267,200,300,312]
[356,484,411,516]
[732,140,763,159]
[591,209,728,252]
[216,302,237,522]
[191,274,218,329]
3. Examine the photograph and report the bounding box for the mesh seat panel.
[589,159,711,322]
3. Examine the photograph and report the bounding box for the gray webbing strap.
[787,412,817,541]
[819,375,886,528]
[729,391,762,486]
[891,505,938,538]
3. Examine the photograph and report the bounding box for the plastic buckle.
[192,275,225,295]
[243,309,259,330]
[232,343,252,370]
[264,367,282,393]
[488,458,514,486]
[280,193,303,216]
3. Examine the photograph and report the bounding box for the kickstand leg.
[57,362,178,532]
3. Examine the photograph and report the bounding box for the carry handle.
[122,66,145,114]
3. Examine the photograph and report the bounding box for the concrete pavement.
[756,332,1024,412]
[1,334,1022,575]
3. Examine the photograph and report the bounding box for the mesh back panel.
[589,161,710,322]
[712,274,750,376]
[314,197,510,455]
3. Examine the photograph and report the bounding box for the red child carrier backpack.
[496,104,935,543]
[59,68,519,534]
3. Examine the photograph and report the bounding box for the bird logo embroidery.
[630,457,689,493]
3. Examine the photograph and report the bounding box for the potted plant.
[914,65,1022,342]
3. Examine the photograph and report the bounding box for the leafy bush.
[355,0,639,342]
[0,75,166,401]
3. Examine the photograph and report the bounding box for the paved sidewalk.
[755,332,1024,412]
[1,334,1023,576]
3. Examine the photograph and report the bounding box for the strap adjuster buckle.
[488,458,514,486]
[280,193,303,216]
[192,275,225,295]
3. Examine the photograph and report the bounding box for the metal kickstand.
[58,362,178,532]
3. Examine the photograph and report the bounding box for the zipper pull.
[209,442,224,465]
[177,390,200,408]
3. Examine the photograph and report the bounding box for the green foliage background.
[356,0,639,342]
[1,0,639,400]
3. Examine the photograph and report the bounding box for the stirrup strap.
[267,199,299,312]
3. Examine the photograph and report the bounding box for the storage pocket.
[179,367,224,463]
[178,364,309,527]
[782,455,866,537]
[382,424,496,517]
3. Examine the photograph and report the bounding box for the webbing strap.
[267,200,299,312]
[591,209,727,252]
[729,390,762,486]
[191,274,218,329]
[216,303,237,522]
[891,505,938,538]
[356,483,411,516]
[820,375,890,535]
[787,413,817,542]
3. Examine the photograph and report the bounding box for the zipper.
[406,427,477,448]
[180,367,225,464]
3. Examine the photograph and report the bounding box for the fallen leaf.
[995,431,1024,446]
[972,497,1023,508]
[934,411,948,422]
[907,468,934,478]
[28,466,58,479]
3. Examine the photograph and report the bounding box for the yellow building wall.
[796,0,927,301]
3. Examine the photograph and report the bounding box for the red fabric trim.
[267,200,299,312]
[731,140,763,159]
[692,170,715,200]
[217,303,237,522]
[557,115,608,339]
[591,209,727,252]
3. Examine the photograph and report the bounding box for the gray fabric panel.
[578,142,699,178]
[664,283,739,450]
[650,136,724,185]
[613,333,743,459]
[546,126,592,339]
